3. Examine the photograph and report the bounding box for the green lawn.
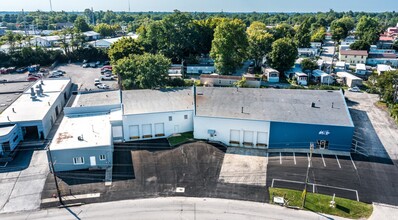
[167,132,194,146]
[269,188,373,219]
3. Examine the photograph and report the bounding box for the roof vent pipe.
[241,107,244,113]
[311,102,316,108]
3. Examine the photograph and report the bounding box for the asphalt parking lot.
[0,72,30,82]
[54,63,118,91]
[41,141,268,208]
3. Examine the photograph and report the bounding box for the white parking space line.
[335,155,341,168]
[307,153,310,167]
[293,152,296,165]
[350,155,357,170]
[279,152,282,164]
[321,154,326,167]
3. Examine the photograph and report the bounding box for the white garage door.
[257,132,268,148]
[129,125,139,140]
[230,130,240,144]
[155,123,165,137]
[142,124,152,138]
[112,126,123,138]
[243,131,254,146]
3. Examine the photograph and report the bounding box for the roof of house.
[377,64,394,72]
[339,50,368,56]
[83,31,100,37]
[312,69,328,77]
[356,64,366,70]
[50,113,112,150]
[336,72,363,80]
[0,124,16,137]
[122,88,193,115]
[72,90,120,107]
[263,68,279,74]
[0,79,71,123]
[379,36,394,41]
[195,87,353,127]
[368,53,397,59]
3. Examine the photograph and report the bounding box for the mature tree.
[356,16,381,44]
[349,40,371,51]
[114,53,171,89]
[376,70,398,103]
[330,17,355,42]
[246,21,274,67]
[301,58,319,72]
[393,40,398,51]
[294,18,311,48]
[273,23,296,40]
[311,27,326,42]
[268,38,298,73]
[94,23,120,37]
[74,16,91,32]
[234,77,248,88]
[210,19,248,74]
[193,17,227,55]
[108,37,144,64]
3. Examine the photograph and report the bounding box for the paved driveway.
[0,150,49,213]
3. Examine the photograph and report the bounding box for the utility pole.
[302,142,314,209]
[47,147,63,205]
[128,0,131,12]
[49,0,53,12]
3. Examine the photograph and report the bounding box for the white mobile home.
[295,72,308,86]
[336,72,363,88]
[312,70,334,85]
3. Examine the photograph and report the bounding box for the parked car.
[7,67,16,73]
[83,59,88,64]
[103,60,110,65]
[101,69,112,75]
[94,78,101,85]
[97,83,109,89]
[90,63,97,68]
[95,61,101,66]
[348,86,361,92]
[28,64,40,73]
[82,63,89,68]
[100,74,114,80]
[52,70,65,75]
[0,68,7,74]
[16,67,27,73]
[27,75,40,81]
[101,65,112,71]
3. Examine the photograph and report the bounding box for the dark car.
[103,60,110,65]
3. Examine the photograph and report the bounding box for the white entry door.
[90,156,96,167]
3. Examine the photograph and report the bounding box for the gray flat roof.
[0,81,33,113]
[73,90,121,107]
[122,88,193,115]
[195,87,353,127]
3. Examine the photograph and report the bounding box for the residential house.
[335,61,348,72]
[367,53,398,67]
[186,65,215,75]
[298,48,319,58]
[310,42,322,49]
[30,35,61,47]
[377,36,394,49]
[262,68,280,83]
[83,31,101,41]
[168,65,184,79]
[200,74,260,88]
[339,50,368,65]
[295,72,308,86]
[377,64,396,75]
[312,70,334,85]
[336,72,363,88]
[355,64,367,75]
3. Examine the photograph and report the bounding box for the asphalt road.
[0,197,349,220]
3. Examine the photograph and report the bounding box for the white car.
[97,83,109,89]
[100,75,114,80]
[348,86,361,92]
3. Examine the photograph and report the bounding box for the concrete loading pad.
[218,154,267,186]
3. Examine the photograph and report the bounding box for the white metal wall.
[194,116,270,148]
[123,110,193,141]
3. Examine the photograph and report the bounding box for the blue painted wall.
[269,122,354,151]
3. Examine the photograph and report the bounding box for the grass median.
[167,132,194,146]
[269,187,373,219]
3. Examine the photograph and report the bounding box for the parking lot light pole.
[302,143,314,209]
